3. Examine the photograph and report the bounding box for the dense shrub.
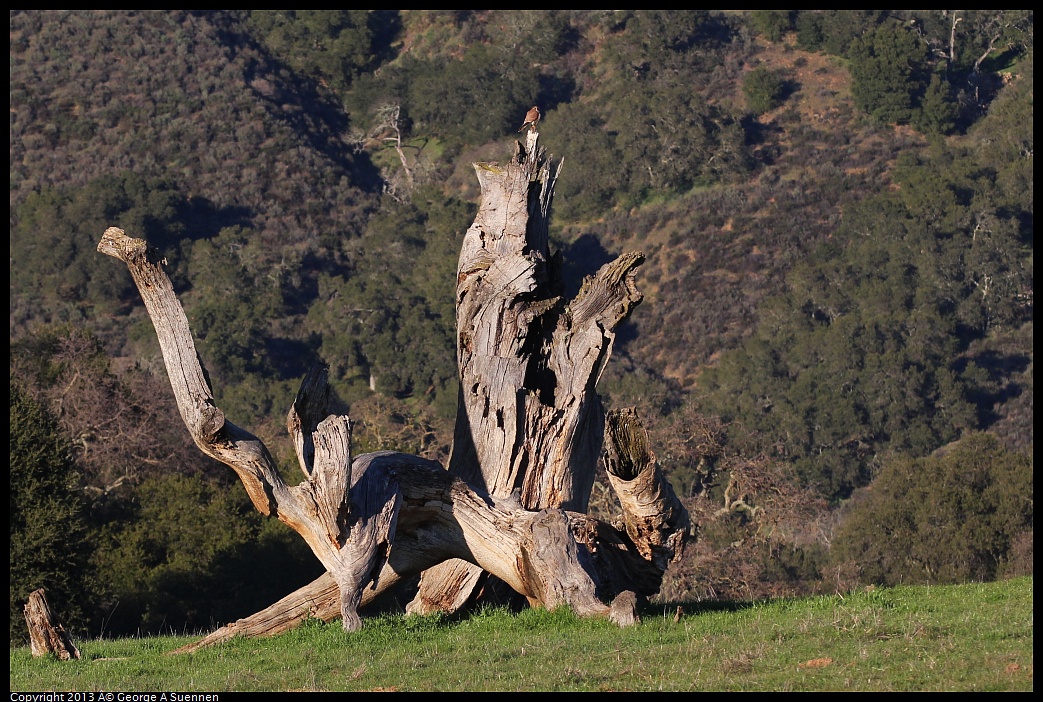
[830,433,1033,586]
[10,382,95,645]
[748,10,794,43]
[91,473,324,637]
[913,73,960,136]
[848,23,930,126]
[244,10,400,93]
[743,67,786,115]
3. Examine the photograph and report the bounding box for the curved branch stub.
[571,252,645,331]
[604,408,692,569]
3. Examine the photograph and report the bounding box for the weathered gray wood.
[413,129,649,614]
[603,408,691,572]
[24,588,80,660]
[100,226,655,646]
[97,127,691,648]
[449,131,644,512]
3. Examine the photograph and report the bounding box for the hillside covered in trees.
[9,10,1033,644]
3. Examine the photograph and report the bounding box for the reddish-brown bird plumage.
[518,106,541,132]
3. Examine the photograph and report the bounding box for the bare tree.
[98,130,690,650]
[349,103,420,201]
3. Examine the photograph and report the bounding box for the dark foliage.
[743,67,787,115]
[695,98,1033,502]
[848,22,931,126]
[91,474,323,637]
[830,433,1033,585]
[243,10,401,93]
[10,381,95,645]
[748,10,795,43]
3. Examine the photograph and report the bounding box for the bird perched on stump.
[518,105,540,133]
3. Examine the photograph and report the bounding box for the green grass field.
[10,576,1033,692]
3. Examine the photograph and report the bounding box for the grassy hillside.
[10,577,1033,692]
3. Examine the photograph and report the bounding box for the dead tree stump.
[24,588,81,660]
[98,126,692,650]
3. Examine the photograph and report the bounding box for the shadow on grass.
[644,599,758,619]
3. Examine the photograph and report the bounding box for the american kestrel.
[518,106,540,132]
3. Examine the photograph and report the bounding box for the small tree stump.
[24,588,80,660]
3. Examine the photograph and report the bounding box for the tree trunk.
[411,130,646,614]
[97,128,690,651]
[24,588,80,660]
